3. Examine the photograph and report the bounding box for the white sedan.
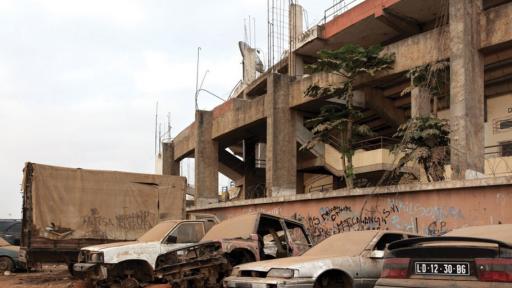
[224,230,419,288]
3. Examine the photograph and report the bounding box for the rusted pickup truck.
[153,213,313,287]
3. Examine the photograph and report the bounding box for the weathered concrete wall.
[194,110,219,205]
[266,74,298,196]
[449,0,485,178]
[162,142,180,176]
[211,97,266,139]
[189,177,512,243]
[173,123,196,161]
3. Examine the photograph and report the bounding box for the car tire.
[314,271,349,288]
[0,256,14,273]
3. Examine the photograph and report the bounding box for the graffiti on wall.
[82,208,156,239]
[289,202,400,243]
[287,199,465,243]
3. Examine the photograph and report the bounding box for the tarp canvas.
[27,163,185,241]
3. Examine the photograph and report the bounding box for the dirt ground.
[0,266,81,288]
[0,266,171,288]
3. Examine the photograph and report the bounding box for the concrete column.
[266,73,297,196]
[449,0,485,179]
[411,87,432,118]
[162,142,180,176]
[296,172,305,194]
[243,139,258,199]
[288,3,304,76]
[194,110,219,205]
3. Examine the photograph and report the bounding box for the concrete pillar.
[266,73,297,197]
[243,139,259,199]
[449,0,485,179]
[296,172,305,194]
[288,3,304,76]
[194,110,219,205]
[411,87,432,118]
[162,142,180,176]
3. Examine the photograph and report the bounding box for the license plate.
[414,262,470,276]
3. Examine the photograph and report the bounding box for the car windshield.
[302,231,378,257]
[137,221,180,242]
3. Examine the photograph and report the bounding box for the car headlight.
[267,268,295,279]
[90,252,104,263]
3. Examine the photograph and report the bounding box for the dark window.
[0,222,13,231]
[167,222,204,243]
[6,223,21,233]
[501,141,512,157]
[374,233,405,251]
[500,120,512,130]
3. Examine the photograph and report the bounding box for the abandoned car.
[375,224,512,288]
[0,237,24,273]
[0,219,21,246]
[73,219,217,286]
[153,213,313,287]
[224,230,419,288]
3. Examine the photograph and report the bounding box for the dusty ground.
[0,266,172,287]
[0,265,81,288]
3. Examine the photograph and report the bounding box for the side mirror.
[370,250,385,259]
[166,235,177,244]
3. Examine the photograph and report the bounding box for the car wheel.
[314,272,348,288]
[0,256,14,273]
[120,277,140,288]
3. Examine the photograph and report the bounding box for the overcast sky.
[0,0,332,218]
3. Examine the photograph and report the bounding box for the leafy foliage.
[307,44,396,79]
[393,117,450,182]
[401,61,449,98]
[303,104,374,153]
[302,44,395,187]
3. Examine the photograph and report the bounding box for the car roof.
[303,230,415,257]
[201,213,259,241]
[446,224,512,244]
[201,212,304,241]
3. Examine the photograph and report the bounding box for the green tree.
[303,44,395,188]
[393,61,451,182]
[393,117,450,182]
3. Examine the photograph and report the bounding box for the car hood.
[82,241,163,265]
[237,256,340,278]
[82,241,144,251]
[0,245,19,253]
[0,245,19,260]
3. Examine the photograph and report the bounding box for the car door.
[356,233,406,288]
[160,221,206,254]
[283,220,311,256]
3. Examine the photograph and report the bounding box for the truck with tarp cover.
[19,162,186,271]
